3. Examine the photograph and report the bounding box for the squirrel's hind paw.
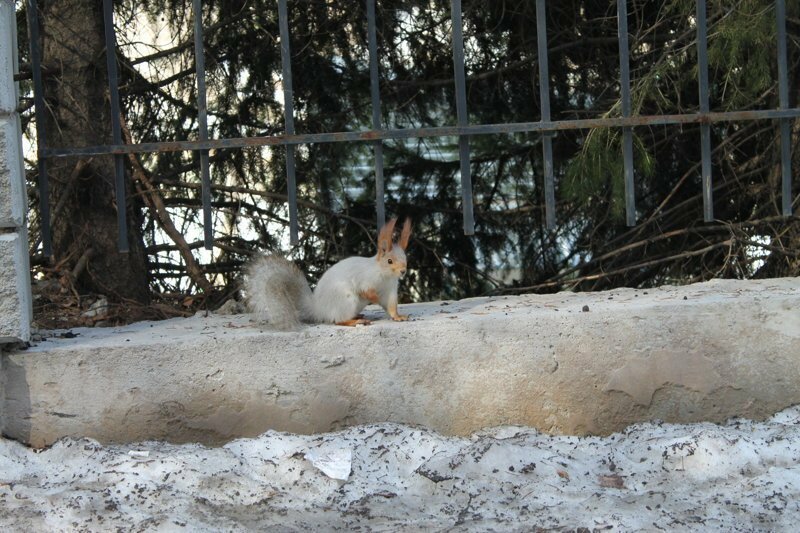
[335,318,373,327]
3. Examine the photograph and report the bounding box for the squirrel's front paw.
[391,314,410,322]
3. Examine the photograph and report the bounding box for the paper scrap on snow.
[128,450,150,458]
[304,447,352,480]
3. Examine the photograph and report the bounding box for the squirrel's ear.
[378,217,397,254]
[398,218,412,250]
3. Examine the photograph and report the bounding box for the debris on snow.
[0,407,799,530]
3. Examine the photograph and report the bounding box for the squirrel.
[244,217,412,329]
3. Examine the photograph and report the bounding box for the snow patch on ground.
[2,406,799,531]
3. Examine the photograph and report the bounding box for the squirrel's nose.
[400,269,406,277]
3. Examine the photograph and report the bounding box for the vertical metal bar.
[617,0,636,226]
[366,0,385,230]
[278,0,299,244]
[25,0,51,256]
[450,0,475,235]
[776,0,793,216]
[535,0,556,229]
[102,0,129,252]
[192,0,213,249]
[696,0,713,222]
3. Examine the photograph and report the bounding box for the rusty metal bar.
[618,0,636,226]
[366,0,385,230]
[450,0,475,235]
[696,0,713,222]
[40,108,800,159]
[776,0,793,216]
[25,0,51,256]
[192,0,213,250]
[103,0,129,252]
[536,0,556,229]
[278,0,299,244]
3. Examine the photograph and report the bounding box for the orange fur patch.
[359,288,380,304]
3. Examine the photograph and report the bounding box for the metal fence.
[25,0,799,257]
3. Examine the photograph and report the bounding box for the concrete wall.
[2,277,798,448]
[0,1,32,344]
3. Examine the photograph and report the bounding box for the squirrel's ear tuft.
[399,218,412,250]
[378,217,397,254]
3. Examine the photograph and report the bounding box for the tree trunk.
[41,0,149,303]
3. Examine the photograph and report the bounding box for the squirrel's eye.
[387,258,393,264]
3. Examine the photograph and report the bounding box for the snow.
[2,406,799,530]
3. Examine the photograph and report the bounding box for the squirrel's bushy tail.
[244,255,313,330]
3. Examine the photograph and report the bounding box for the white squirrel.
[244,218,412,329]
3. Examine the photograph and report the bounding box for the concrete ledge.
[2,277,799,447]
[0,232,31,343]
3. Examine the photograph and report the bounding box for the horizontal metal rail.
[40,108,800,158]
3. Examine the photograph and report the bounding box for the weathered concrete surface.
[0,0,32,347]
[0,1,17,115]
[0,1,25,229]
[0,116,25,228]
[2,277,799,447]
[0,232,31,343]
